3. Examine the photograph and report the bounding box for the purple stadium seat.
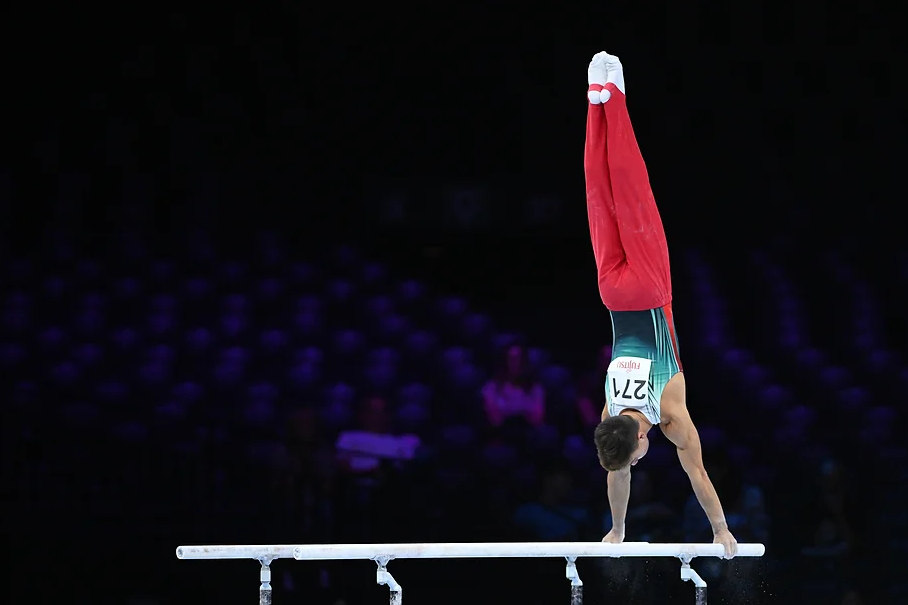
[365,295,394,317]
[398,383,432,406]
[404,330,438,357]
[222,294,248,313]
[512,463,538,493]
[332,245,360,267]
[149,261,172,283]
[6,259,32,281]
[154,401,187,421]
[293,346,324,365]
[361,262,387,284]
[290,262,316,284]
[741,364,769,388]
[721,348,753,369]
[868,406,897,426]
[186,328,213,352]
[184,277,211,299]
[482,442,518,469]
[364,361,397,389]
[441,346,472,367]
[97,379,130,403]
[395,402,429,432]
[220,262,248,284]
[148,312,175,337]
[1,306,28,332]
[490,333,519,351]
[11,381,37,406]
[332,329,365,355]
[51,361,82,385]
[785,405,816,427]
[221,346,249,365]
[0,343,25,367]
[114,422,149,443]
[220,313,247,338]
[247,440,282,463]
[326,279,355,302]
[146,344,174,363]
[81,292,106,309]
[173,382,204,404]
[538,365,570,390]
[138,361,171,386]
[296,295,322,312]
[642,443,674,467]
[244,400,276,425]
[697,425,728,449]
[257,278,283,299]
[837,386,870,409]
[38,326,68,351]
[461,313,491,339]
[288,363,320,389]
[43,276,66,296]
[259,329,288,353]
[150,294,177,313]
[293,311,322,336]
[369,347,400,365]
[324,382,356,406]
[113,277,142,300]
[436,296,467,318]
[562,435,589,467]
[759,385,793,411]
[397,280,425,303]
[249,382,280,402]
[377,315,409,340]
[795,348,826,369]
[212,362,245,386]
[820,366,852,388]
[526,347,550,369]
[61,403,101,426]
[449,364,482,390]
[321,401,352,430]
[526,424,560,455]
[441,425,477,449]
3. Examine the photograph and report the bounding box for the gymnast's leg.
[587,52,673,311]
[584,57,625,309]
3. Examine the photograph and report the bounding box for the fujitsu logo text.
[615,359,641,373]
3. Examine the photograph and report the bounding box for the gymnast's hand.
[713,528,738,559]
[602,528,624,544]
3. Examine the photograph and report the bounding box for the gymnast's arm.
[662,407,732,538]
[604,466,631,541]
[601,405,631,542]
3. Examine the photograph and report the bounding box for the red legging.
[584,83,673,312]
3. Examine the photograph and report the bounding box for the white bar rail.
[175,541,764,605]
[176,541,764,560]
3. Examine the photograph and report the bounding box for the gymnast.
[585,51,737,558]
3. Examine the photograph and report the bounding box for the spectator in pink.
[481,345,545,427]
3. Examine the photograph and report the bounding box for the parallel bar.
[175,542,764,561]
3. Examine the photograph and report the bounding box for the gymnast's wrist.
[711,521,729,534]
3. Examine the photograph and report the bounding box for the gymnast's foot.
[587,53,609,104]
[588,51,626,104]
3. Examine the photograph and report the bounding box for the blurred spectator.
[481,345,545,428]
[512,461,591,541]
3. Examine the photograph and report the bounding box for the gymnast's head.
[594,413,649,471]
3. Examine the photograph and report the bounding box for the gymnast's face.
[629,432,649,467]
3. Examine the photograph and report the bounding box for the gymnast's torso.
[605,303,683,425]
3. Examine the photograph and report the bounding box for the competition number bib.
[607,356,652,404]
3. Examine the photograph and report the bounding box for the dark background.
[3,4,905,605]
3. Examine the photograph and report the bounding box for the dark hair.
[594,415,639,471]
